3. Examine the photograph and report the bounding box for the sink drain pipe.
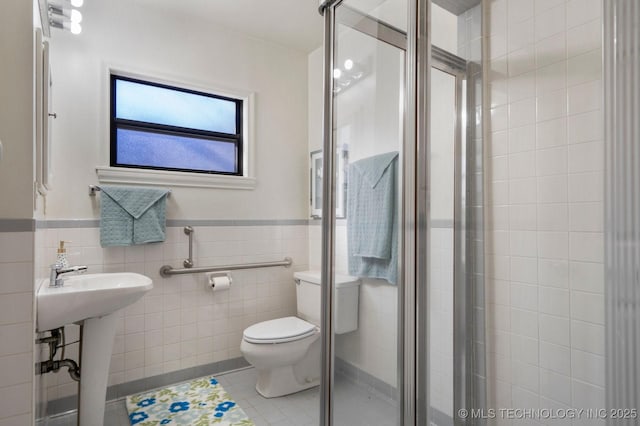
[39,358,81,382]
[36,327,80,382]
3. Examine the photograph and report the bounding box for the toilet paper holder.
[206,271,232,289]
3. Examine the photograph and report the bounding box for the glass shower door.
[428,67,458,424]
[320,1,484,424]
[330,3,406,425]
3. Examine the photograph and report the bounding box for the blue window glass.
[115,79,237,134]
[111,75,243,175]
[116,129,237,173]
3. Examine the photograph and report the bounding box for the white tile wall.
[35,225,308,402]
[0,231,34,424]
[486,0,604,422]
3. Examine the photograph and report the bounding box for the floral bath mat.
[126,376,254,426]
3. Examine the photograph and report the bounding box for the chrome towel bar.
[88,185,171,197]
[159,257,293,278]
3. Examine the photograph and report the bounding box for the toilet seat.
[243,316,318,344]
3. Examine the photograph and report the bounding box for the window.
[110,75,243,176]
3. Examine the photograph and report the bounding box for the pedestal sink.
[37,273,153,426]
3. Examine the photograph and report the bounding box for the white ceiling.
[133,0,325,53]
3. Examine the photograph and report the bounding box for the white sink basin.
[36,272,153,425]
[37,272,153,332]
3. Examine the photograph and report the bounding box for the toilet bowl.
[240,316,321,398]
[240,271,360,398]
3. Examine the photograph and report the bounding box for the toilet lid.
[243,316,318,344]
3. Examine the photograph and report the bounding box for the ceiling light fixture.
[332,59,367,95]
[45,0,84,36]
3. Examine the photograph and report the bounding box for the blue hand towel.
[99,186,170,247]
[347,152,399,285]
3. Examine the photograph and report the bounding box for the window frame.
[110,74,244,176]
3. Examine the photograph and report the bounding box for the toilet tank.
[293,270,360,334]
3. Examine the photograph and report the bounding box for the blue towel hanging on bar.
[347,151,399,285]
[99,186,170,247]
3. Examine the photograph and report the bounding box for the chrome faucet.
[49,263,88,287]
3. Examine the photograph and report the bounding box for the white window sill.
[96,166,256,190]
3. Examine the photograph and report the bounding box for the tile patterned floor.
[45,367,399,426]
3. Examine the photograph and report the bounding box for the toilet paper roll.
[208,274,231,292]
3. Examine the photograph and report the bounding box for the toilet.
[240,270,360,398]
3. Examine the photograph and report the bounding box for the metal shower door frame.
[319,1,474,424]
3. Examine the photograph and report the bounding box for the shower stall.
[316,0,639,425]
[319,0,485,424]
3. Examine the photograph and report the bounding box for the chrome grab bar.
[159,257,292,278]
[183,226,194,268]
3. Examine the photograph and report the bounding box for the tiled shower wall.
[486,0,605,421]
[35,224,308,402]
[0,231,34,424]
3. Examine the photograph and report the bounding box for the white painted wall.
[308,48,324,153]
[0,0,35,219]
[44,0,310,220]
[485,0,605,419]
